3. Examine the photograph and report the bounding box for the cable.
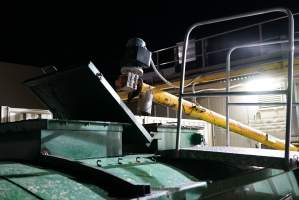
[150,59,200,89]
[150,58,242,93]
[191,83,242,103]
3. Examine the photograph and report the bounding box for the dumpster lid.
[24,62,152,144]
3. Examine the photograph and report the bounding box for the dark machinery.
[117,38,154,115]
[119,38,151,91]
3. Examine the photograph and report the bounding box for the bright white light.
[245,77,281,91]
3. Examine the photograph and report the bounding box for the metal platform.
[160,146,299,169]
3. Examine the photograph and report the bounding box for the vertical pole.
[284,10,294,168]
[226,50,231,146]
[176,29,193,154]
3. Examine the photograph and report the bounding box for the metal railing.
[150,13,298,73]
[225,39,299,147]
[176,8,295,169]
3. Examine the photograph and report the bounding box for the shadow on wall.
[0,62,46,109]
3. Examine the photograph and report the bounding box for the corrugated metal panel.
[258,94,285,109]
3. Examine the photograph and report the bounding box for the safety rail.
[176,8,295,169]
[150,13,298,73]
[225,39,299,148]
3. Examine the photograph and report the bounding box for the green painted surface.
[77,155,299,199]
[41,129,121,159]
[0,163,46,176]
[81,155,205,190]
[200,169,299,199]
[0,119,124,160]
[0,162,109,200]
[154,127,203,150]
[201,168,284,194]
[0,178,38,200]
[41,120,123,159]
[2,158,299,199]
[11,174,107,200]
[106,163,198,189]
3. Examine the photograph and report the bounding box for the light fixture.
[245,77,281,91]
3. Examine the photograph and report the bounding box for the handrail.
[225,39,297,147]
[151,13,299,72]
[151,33,299,68]
[226,39,296,167]
[152,13,298,54]
[195,13,298,42]
[176,8,294,169]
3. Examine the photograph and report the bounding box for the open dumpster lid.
[24,62,152,144]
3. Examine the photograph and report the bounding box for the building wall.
[143,76,299,148]
[196,78,299,148]
[0,62,44,109]
[197,93,260,148]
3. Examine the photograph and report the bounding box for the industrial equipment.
[119,38,151,92]
[0,61,298,199]
[2,8,299,200]
[117,36,298,151]
[119,82,299,151]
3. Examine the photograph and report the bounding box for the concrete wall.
[0,62,45,109]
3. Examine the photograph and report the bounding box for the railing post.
[227,39,297,168]
[284,9,294,169]
[226,51,231,147]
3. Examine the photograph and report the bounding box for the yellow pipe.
[134,83,299,151]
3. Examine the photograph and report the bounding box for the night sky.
[0,1,298,81]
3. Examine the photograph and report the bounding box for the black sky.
[0,1,298,80]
